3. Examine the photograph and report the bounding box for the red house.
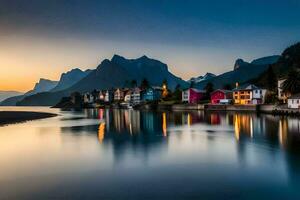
[182,88,206,104]
[210,89,233,104]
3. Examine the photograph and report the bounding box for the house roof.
[233,84,262,91]
[288,93,300,99]
[211,89,232,94]
[183,88,206,93]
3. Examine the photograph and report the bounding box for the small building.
[124,90,132,102]
[141,87,162,101]
[278,79,291,103]
[131,87,141,105]
[98,90,105,101]
[233,84,266,105]
[210,89,232,104]
[83,93,94,104]
[70,92,82,107]
[104,90,113,102]
[114,88,124,101]
[182,88,206,104]
[288,94,300,109]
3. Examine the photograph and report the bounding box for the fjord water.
[1,107,300,199]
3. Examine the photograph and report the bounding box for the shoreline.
[0,111,57,126]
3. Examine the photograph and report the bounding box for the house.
[278,79,291,103]
[141,87,162,101]
[210,89,232,104]
[124,90,132,102]
[182,88,206,104]
[131,87,141,105]
[114,88,124,101]
[98,90,105,101]
[104,90,113,102]
[233,84,266,105]
[83,93,94,103]
[288,94,300,109]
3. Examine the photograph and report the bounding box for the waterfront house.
[83,93,94,104]
[141,87,162,101]
[210,89,232,104]
[131,87,141,105]
[182,88,206,104]
[124,90,132,102]
[98,90,105,101]
[104,90,113,102]
[288,94,300,109]
[233,84,266,105]
[278,79,291,103]
[114,88,124,101]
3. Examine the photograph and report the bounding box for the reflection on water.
[1,107,300,199]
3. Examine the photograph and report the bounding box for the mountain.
[188,73,216,83]
[251,55,280,66]
[69,55,187,92]
[0,78,58,106]
[195,57,274,89]
[25,78,58,96]
[0,91,23,103]
[51,68,90,92]
[17,55,188,106]
[234,59,250,70]
[253,42,300,87]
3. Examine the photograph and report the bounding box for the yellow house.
[233,84,266,105]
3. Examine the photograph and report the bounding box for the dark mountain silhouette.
[253,42,300,86]
[0,91,23,103]
[195,56,279,89]
[25,78,58,96]
[251,55,280,65]
[1,78,57,106]
[51,68,90,92]
[17,55,188,106]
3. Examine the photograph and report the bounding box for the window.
[255,90,258,94]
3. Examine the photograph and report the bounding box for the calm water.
[1,107,300,199]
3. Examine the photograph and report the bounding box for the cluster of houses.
[182,84,267,105]
[81,86,163,107]
[74,79,300,109]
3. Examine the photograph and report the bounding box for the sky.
[0,0,300,92]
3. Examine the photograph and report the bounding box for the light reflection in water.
[1,107,300,199]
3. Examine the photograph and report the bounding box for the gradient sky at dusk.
[0,0,300,91]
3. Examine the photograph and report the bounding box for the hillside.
[17,55,188,106]
[195,56,279,89]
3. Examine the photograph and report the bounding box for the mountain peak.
[234,59,249,70]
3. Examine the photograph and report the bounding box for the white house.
[104,90,112,102]
[288,94,300,109]
[131,87,141,105]
[83,93,94,103]
[278,79,290,103]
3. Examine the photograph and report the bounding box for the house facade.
[104,90,113,102]
[233,84,266,105]
[182,88,206,104]
[210,89,232,104]
[278,79,291,103]
[124,90,132,102]
[141,87,162,101]
[288,94,300,109]
[131,87,141,105]
[83,93,94,103]
[114,88,124,101]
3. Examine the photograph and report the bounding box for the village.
[56,77,300,115]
